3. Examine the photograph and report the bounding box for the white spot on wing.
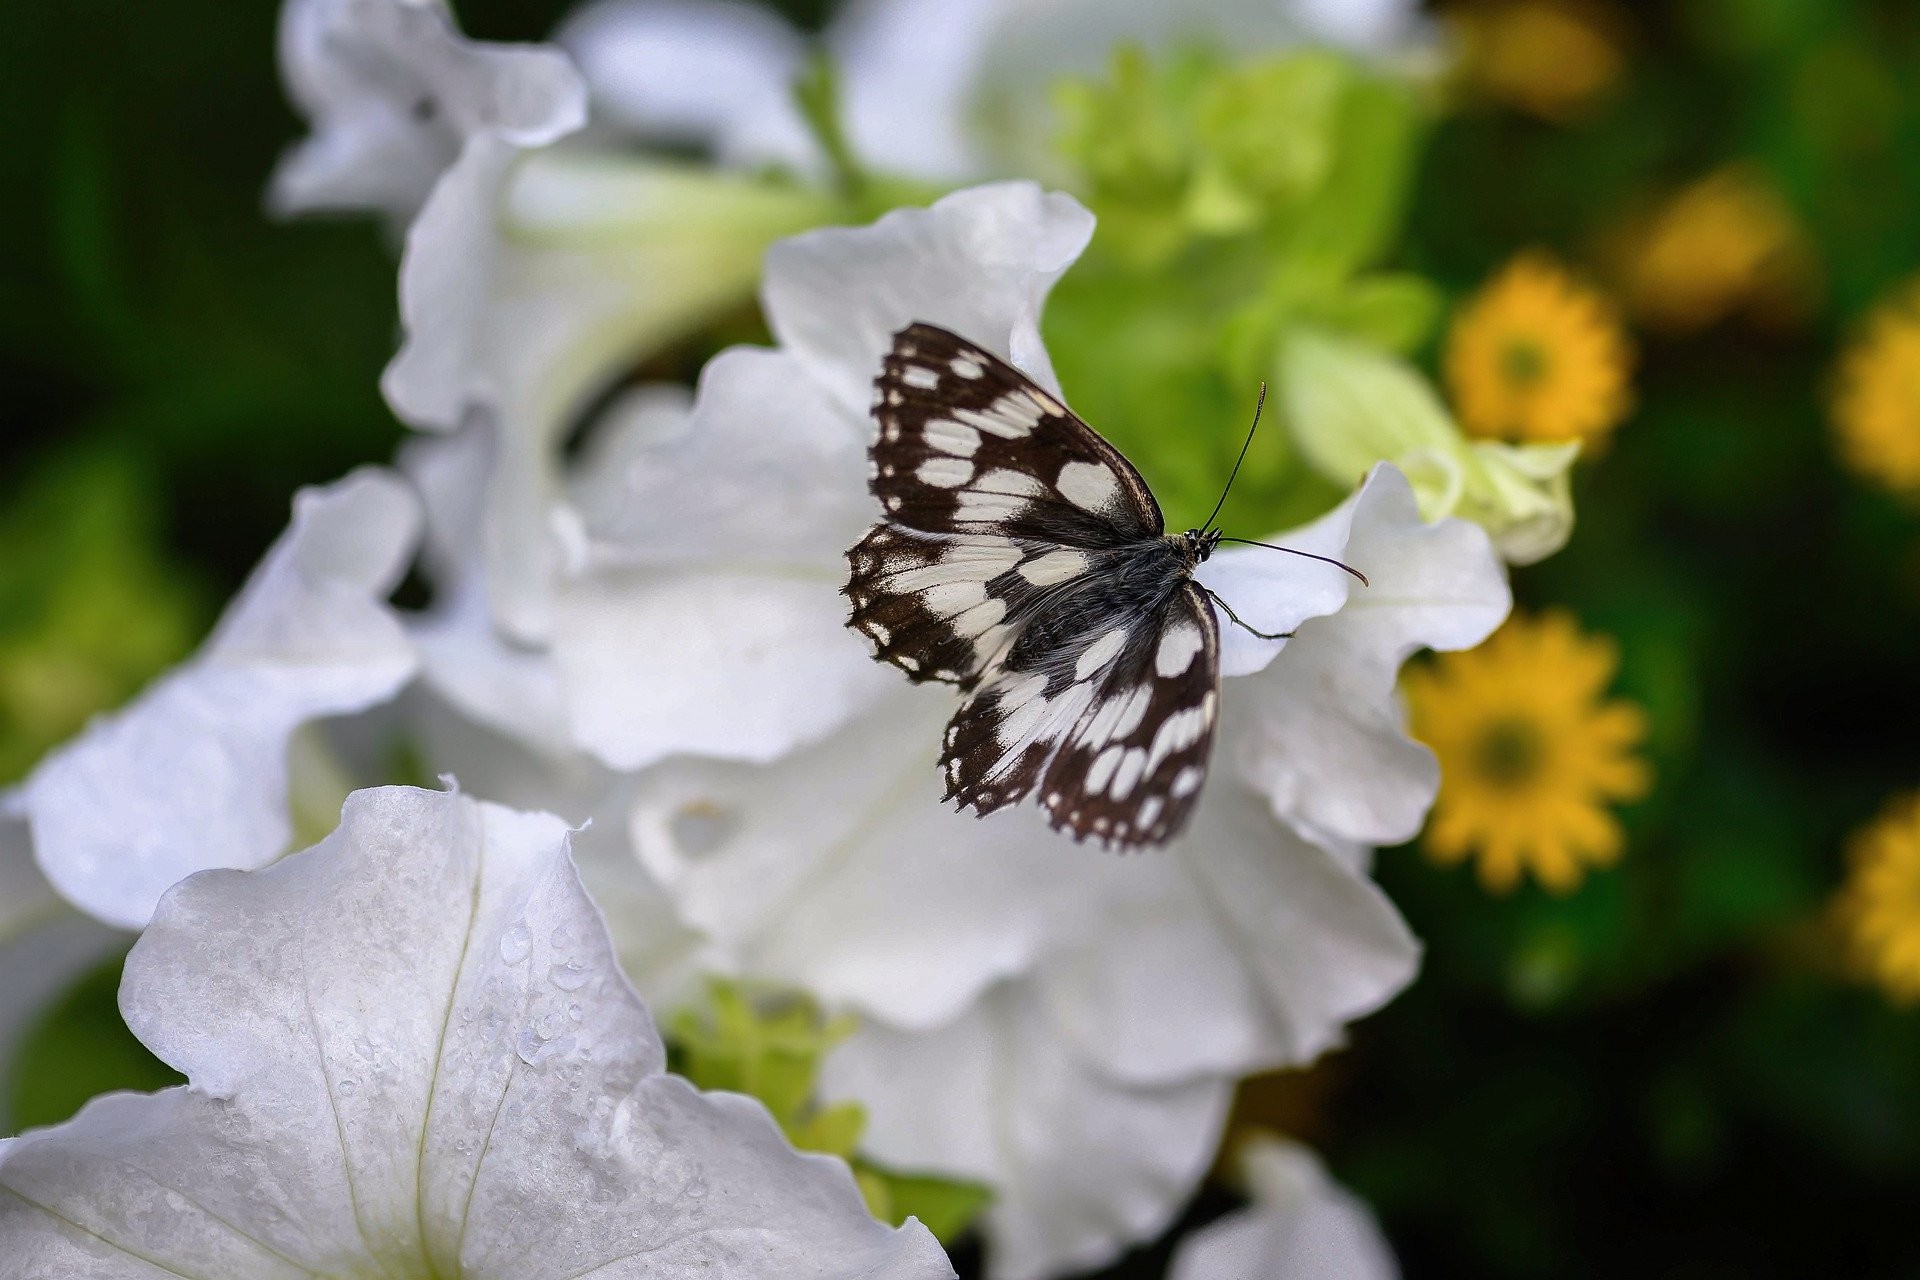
[1171,765,1204,798]
[1074,628,1127,680]
[1058,460,1120,512]
[1111,748,1148,799]
[1018,549,1088,586]
[923,420,982,456]
[951,355,984,379]
[1086,745,1124,793]
[916,457,974,487]
[903,366,940,390]
[1156,622,1204,677]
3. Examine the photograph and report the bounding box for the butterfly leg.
[1204,588,1293,641]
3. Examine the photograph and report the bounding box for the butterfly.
[844,322,1365,850]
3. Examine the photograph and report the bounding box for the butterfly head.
[1177,527,1222,568]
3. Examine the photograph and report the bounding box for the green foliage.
[0,449,206,783]
[668,981,991,1244]
[1045,46,1454,537]
[7,958,181,1132]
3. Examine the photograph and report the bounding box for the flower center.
[1472,716,1547,788]
[1500,337,1550,389]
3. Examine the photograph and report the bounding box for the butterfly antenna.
[1216,538,1369,586]
[1201,381,1266,534]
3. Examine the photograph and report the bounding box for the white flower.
[12,470,421,929]
[559,0,1435,182]
[384,138,840,645]
[0,816,128,1134]
[1168,1136,1399,1280]
[272,0,587,223]
[541,183,1509,1277]
[0,785,953,1280]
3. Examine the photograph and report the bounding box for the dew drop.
[550,960,591,992]
[499,922,533,965]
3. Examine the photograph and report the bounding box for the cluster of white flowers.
[1,1,1508,1277]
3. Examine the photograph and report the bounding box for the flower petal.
[1031,768,1419,1084]
[558,0,815,168]
[17,470,421,930]
[625,690,1095,1029]
[550,353,890,769]
[272,0,586,223]
[823,984,1234,1280]
[385,144,835,642]
[0,786,952,1280]
[1168,1135,1399,1280]
[1233,465,1511,849]
[762,182,1095,414]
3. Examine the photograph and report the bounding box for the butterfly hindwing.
[939,573,1220,850]
[1037,582,1220,847]
[869,322,1163,546]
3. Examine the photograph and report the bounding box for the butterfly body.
[846,322,1228,850]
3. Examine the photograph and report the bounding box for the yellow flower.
[1834,792,1920,1004]
[1832,279,1920,496]
[1405,610,1651,894]
[1452,0,1625,124]
[1614,165,1817,336]
[1445,251,1635,448]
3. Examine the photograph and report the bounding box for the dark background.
[6,1,1920,1276]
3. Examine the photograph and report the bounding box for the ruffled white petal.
[1169,1136,1399,1280]
[1031,773,1418,1085]
[627,689,1098,1029]
[0,786,952,1280]
[823,984,1235,1280]
[1233,465,1511,850]
[385,144,835,641]
[16,470,420,930]
[762,182,1094,413]
[558,0,815,168]
[272,0,586,223]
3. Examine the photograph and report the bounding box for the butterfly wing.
[846,322,1163,688]
[941,579,1221,850]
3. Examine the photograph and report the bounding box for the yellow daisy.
[1833,792,1920,1004]
[1832,279,1920,496]
[1405,609,1651,894]
[1451,0,1625,124]
[1615,165,1816,336]
[1445,251,1635,448]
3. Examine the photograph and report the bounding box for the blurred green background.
[6,0,1920,1276]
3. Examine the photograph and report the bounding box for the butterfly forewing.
[868,323,1162,545]
[847,323,1163,687]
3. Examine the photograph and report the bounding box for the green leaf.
[853,1162,995,1245]
[0,446,207,784]
[7,957,182,1132]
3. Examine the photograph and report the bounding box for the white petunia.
[13,470,421,930]
[0,785,953,1280]
[383,142,840,644]
[1168,1135,1400,1280]
[272,0,587,224]
[559,184,1508,1278]
[559,0,1435,182]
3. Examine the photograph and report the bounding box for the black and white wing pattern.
[846,322,1162,689]
[941,577,1219,847]
[844,322,1223,850]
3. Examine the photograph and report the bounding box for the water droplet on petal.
[499,922,533,965]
